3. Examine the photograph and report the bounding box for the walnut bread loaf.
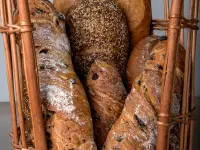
[126,35,160,90]
[132,38,185,113]
[15,0,96,149]
[110,36,185,150]
[87,60,127,148]
[113,0,151,50]
[103,87,157,150]
[66,0,129,80]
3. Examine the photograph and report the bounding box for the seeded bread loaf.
[87,60,127,149]
[113,0,151,50]
[15,0,96,149]
[66,0,129,80]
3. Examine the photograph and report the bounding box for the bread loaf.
[104,87,180,150]
[15,0,96,149]
[104,87,157,150]
[104,37,185,149]
[53,0,79,16]
[126,35,160,89]
[66,0,129,80]
[113,0,151,49]
[132,39,185,113]
[87,60,127,149]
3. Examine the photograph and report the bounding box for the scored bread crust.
[66,0,129,80]
[113,0,151,49]
[15,0,96,149]
[87,60,127,149]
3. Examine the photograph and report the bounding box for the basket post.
[5,0,27,147]
[17,0,47,149]
[189,0,199,149]
[164,0,169,36]
[180,2,184,45]
[0,0,19,145]
[156,0,183,150]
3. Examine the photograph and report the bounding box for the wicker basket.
[0,0,199,149]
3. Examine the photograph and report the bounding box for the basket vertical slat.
[189,0,199,149]
[180,0,195,149]
[164,0,169,36]
[180,2,184,45]
[17,0,47,149]
[156,0,183,150]
[163,1,170,149]
[0,0,19,145]
[5,0,27,147]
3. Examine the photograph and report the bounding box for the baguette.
[15,0,96,149]
[87,60,127,148]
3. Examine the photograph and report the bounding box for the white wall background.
[0,0,199,102]
[0,35,9,101]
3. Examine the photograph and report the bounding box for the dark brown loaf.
[15,0,96,149]
[87,60,127,149]
[104,87,157,150]
[113,0,151,49]
[66,0,129,80]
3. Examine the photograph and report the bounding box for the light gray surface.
[0,35,9,102]
[0,103,12,150]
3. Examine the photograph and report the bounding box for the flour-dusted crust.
[15,0,96,149]
[87,60,127,148]
[66,0,129,80]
